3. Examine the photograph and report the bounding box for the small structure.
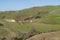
[0,23,4,26]
[30,20,33,23]
[4,19,16,22]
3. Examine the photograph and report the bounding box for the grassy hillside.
[40,8,60,24]
[0,11,18,19]
[0,6,60,40]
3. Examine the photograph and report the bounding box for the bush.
[0,23,4,26]
[24,18,31,20]
[13,33,26,40]
[23,28,42,40]
[2,37,6,40]
[35,16,41,19]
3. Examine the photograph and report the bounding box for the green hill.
[40,8,60,24]
[0,6,60,40]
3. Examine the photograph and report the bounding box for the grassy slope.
[40,8,60,24]
[0,11,18,19]
[0,6,60,37]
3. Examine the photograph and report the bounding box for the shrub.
[2,37,6,40]
[23,28,42,40]
[24,18,31,20]
[0,23,4,26]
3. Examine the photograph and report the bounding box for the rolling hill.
[0,5,60,40]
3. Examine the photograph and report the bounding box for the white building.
[30,20,33,22]
[4,19,16,22]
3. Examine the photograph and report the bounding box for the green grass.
[2,22,60,33]
[40,8,60,24]
[0,5,60,37]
